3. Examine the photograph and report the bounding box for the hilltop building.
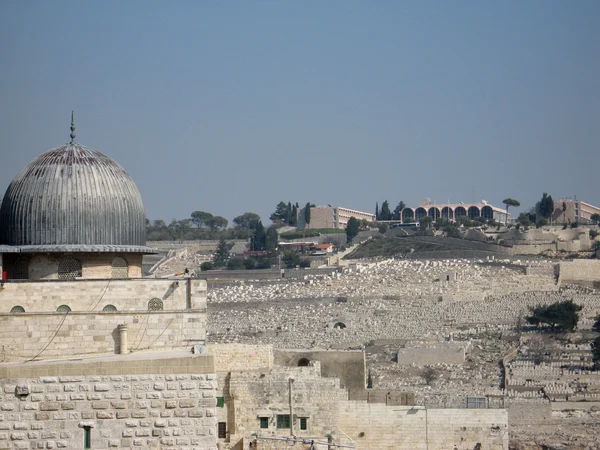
[399,201,509,224]
[297,205,375,230]
[552,198,600,225]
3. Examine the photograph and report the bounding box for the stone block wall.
[0,310,206,362]
[559,260,600,283]
[0,355,217,450]
[222,364,347,449]
[339,403,508,450]
[273,349,366,391]
[205,344,273,372]
[396,345,465,365]
[0,279,206,313]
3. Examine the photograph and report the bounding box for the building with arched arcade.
[399,202,509,224]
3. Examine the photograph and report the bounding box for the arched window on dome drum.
[111,257,129,279]
[102,304,117,312]
[11,258,29,280]
[148,298,163,311]
[58,258,82,280]
[10,306,25,313]
[56,305,71,313]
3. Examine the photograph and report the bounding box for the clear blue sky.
[1,1,598,224]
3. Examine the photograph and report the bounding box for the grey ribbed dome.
[0,143,147,247]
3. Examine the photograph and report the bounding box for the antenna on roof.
[69,111,76,144]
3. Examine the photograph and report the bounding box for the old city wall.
[558,260,600,283]
[273,349,366,391]
[339,403,508,450]
[0,355,217,450]
[0,279,207,313]
[0,310,206,362]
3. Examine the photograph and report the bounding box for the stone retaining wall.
[0,355,216,450]
[0,310,206,362]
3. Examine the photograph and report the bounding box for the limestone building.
[297,205,376,230]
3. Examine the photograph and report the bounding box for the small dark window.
[83,426,91,449]
[297,358,310,367]
[56,305,71,313]
[276,414,290,429]
[102,304,117,312]
[148,298,163,311]
[216,397,224,407]
[259,417,269,429]
[10,306,25,313]
[300,417,308,431]
[218,422,227,439]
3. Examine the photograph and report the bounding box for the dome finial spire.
[69,110,76,144]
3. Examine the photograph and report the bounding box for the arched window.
[297,358,310,367]
[333,322,347,329]
[56,305,71,313]
[148,298,163,311]
[12,258,29,280]
[58,258,82,280]
[111,257,128,279]
[102,304,117,312]
[10,306,25,313]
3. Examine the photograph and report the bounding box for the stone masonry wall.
[204,344,273,373]
[339,403,508,450]
[559,260,600,283]
[0,355,217,450]
[224,364,347,449]
[0,311,206,362]
[0,279,207,313]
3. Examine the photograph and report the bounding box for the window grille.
[148,298,163,311]
[56,305,71,313]
[259,417,269,429]
[10,306,25,313]
[276,414,290,429]
[111,257,129,278]
[217,422,226,439]
[102,304,117,312]
[58,258,82,280]
[12,258,29,280]
[300,417,308,430]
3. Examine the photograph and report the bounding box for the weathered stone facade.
[0,354,217,450]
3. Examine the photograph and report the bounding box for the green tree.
[380,201,392,221]
[270,202,289,223]
[525,300,582,332]
[304,202,311,229]
[265,226,279,253]
[502,198,520,224]
[252,221,266,251]
[392,201,406,220]
[537,193,555,222]
[518,213,531,227]
[233,212,261,230]
[346,217,360,244]
[591,213,600,225]
[419,216,433,230]
[536,217,547,228]
[282,250,300,268]
[375,202,380,221]
[206,216,228,230]
[212,238,231,267]
[191,211,213,228]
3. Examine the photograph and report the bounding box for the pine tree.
[375,202,379,221]
[304,202,311,229]
[213,239,230,267]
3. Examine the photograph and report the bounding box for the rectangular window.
[218,422,227,439]
[83,427,91,449]
[216,397,225,408]
[276,414,290,429]
[259,417,269,429]
[300,417,308,430]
